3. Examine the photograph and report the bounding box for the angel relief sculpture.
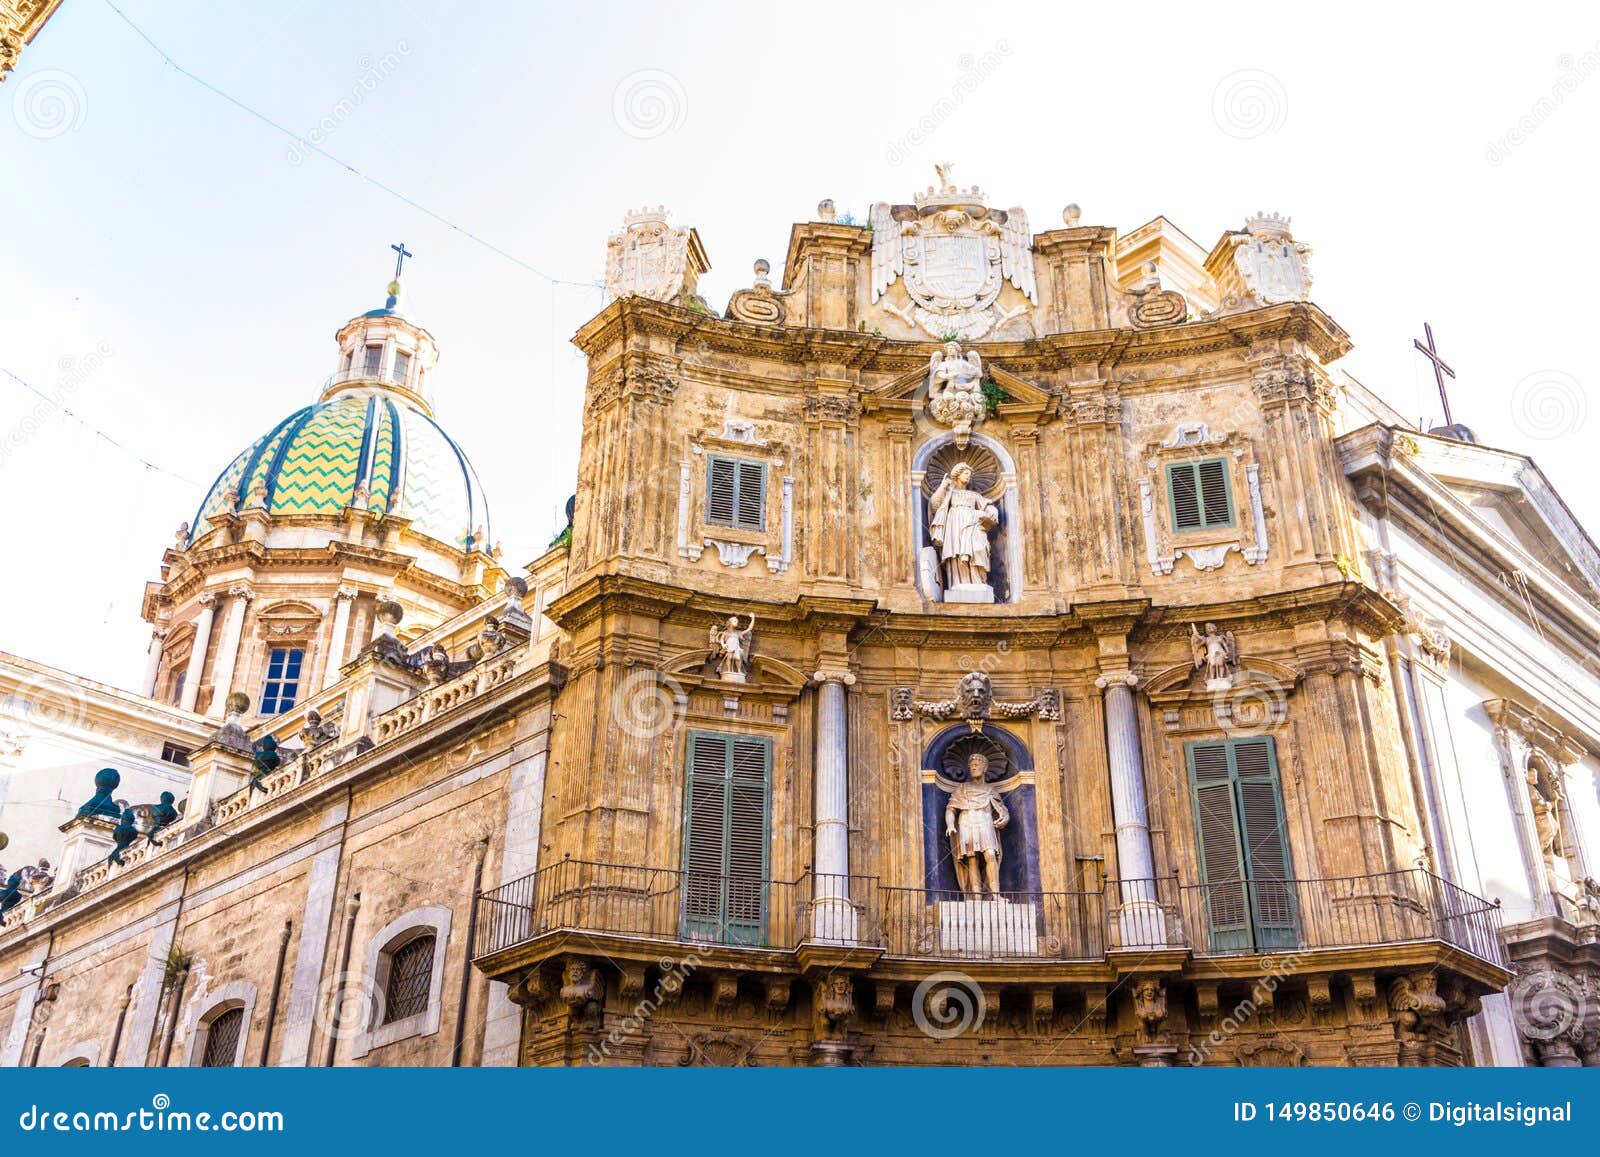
[927,343,986,445]
[1190,622,1239,689]
[708,614,755,683]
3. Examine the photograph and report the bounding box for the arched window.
[182,980,257,1068]
[200,1007,245,1067]
[352,906,452,1058]
[383,933,435,1023]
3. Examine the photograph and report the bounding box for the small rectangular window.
[392,350,411,384]
[172,671,187,707]
[706,455,766,531]
[1166,458,1234,531]
[363,345,383,377]
[260,647,305,715]
[160,742,191,767]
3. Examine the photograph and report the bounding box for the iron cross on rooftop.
[1413,321,1457,428]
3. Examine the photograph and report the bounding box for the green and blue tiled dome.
[189,392,491,553]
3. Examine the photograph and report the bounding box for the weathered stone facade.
[6,174,1598,1068]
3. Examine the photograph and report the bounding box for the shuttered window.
[682,731,771,945]
[706,456,766,531]
[1167,458,1234,531]
[200,1007,244,1067]
[1186,737,1298,953]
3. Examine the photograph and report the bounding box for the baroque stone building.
[2,172,1597,1068]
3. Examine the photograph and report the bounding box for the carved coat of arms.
[870,165,1036,340]
[604,207,705,304]
[1228,212,1312,305]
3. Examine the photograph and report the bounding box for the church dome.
[187,264,492,555]
[189,393,491,552]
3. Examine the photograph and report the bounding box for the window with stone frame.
[353,906,453,1058]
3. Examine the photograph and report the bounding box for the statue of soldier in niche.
[944,750,1009,899]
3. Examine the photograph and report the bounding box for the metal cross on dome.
[390,241,414,280]
[1413,321,1457,427]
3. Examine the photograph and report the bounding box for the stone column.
[140,628,167,696]
[206,585,255,718]
[320,586,357,690]
[179,593,218,713]
[811,668,857,942]
[1097,672,1165,948]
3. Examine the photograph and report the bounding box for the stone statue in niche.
[926,343,986,446]
[1190,622,1239,689]
[708,614,756,683]
[945,751,1010,899]
[928,462,1001,603]
[1525,754,1568,873]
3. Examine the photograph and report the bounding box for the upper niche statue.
[928,461,1001,603]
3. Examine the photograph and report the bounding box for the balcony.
[322,365,415,392]
[473,860,1505,974]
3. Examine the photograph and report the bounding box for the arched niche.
[910,431,1022,604]
[918,722,1041,895]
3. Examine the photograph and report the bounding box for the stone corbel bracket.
[1137,421,1268,576]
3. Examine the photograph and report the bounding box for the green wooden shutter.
[706,458,737,526]
[1168,463,1203,531]
[1188,741,1251,952]
[735,461,765,529]
[1187,737,1298,952]
[1197,458,1233,527]
[681,732,771,945]
[1168,459,1234,531]
[683,734,731,936]
[725,737,771,942]
[1232,737,1298,948]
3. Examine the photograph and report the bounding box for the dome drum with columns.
[141,265,506,720]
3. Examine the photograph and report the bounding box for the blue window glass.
[260,647,304,715]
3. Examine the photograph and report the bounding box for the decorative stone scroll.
[725,259,789,326]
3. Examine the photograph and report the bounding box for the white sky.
[1,0,1597,689]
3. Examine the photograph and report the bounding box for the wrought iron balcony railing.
[472,860,1504,970]
[1174,869,1505,965]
